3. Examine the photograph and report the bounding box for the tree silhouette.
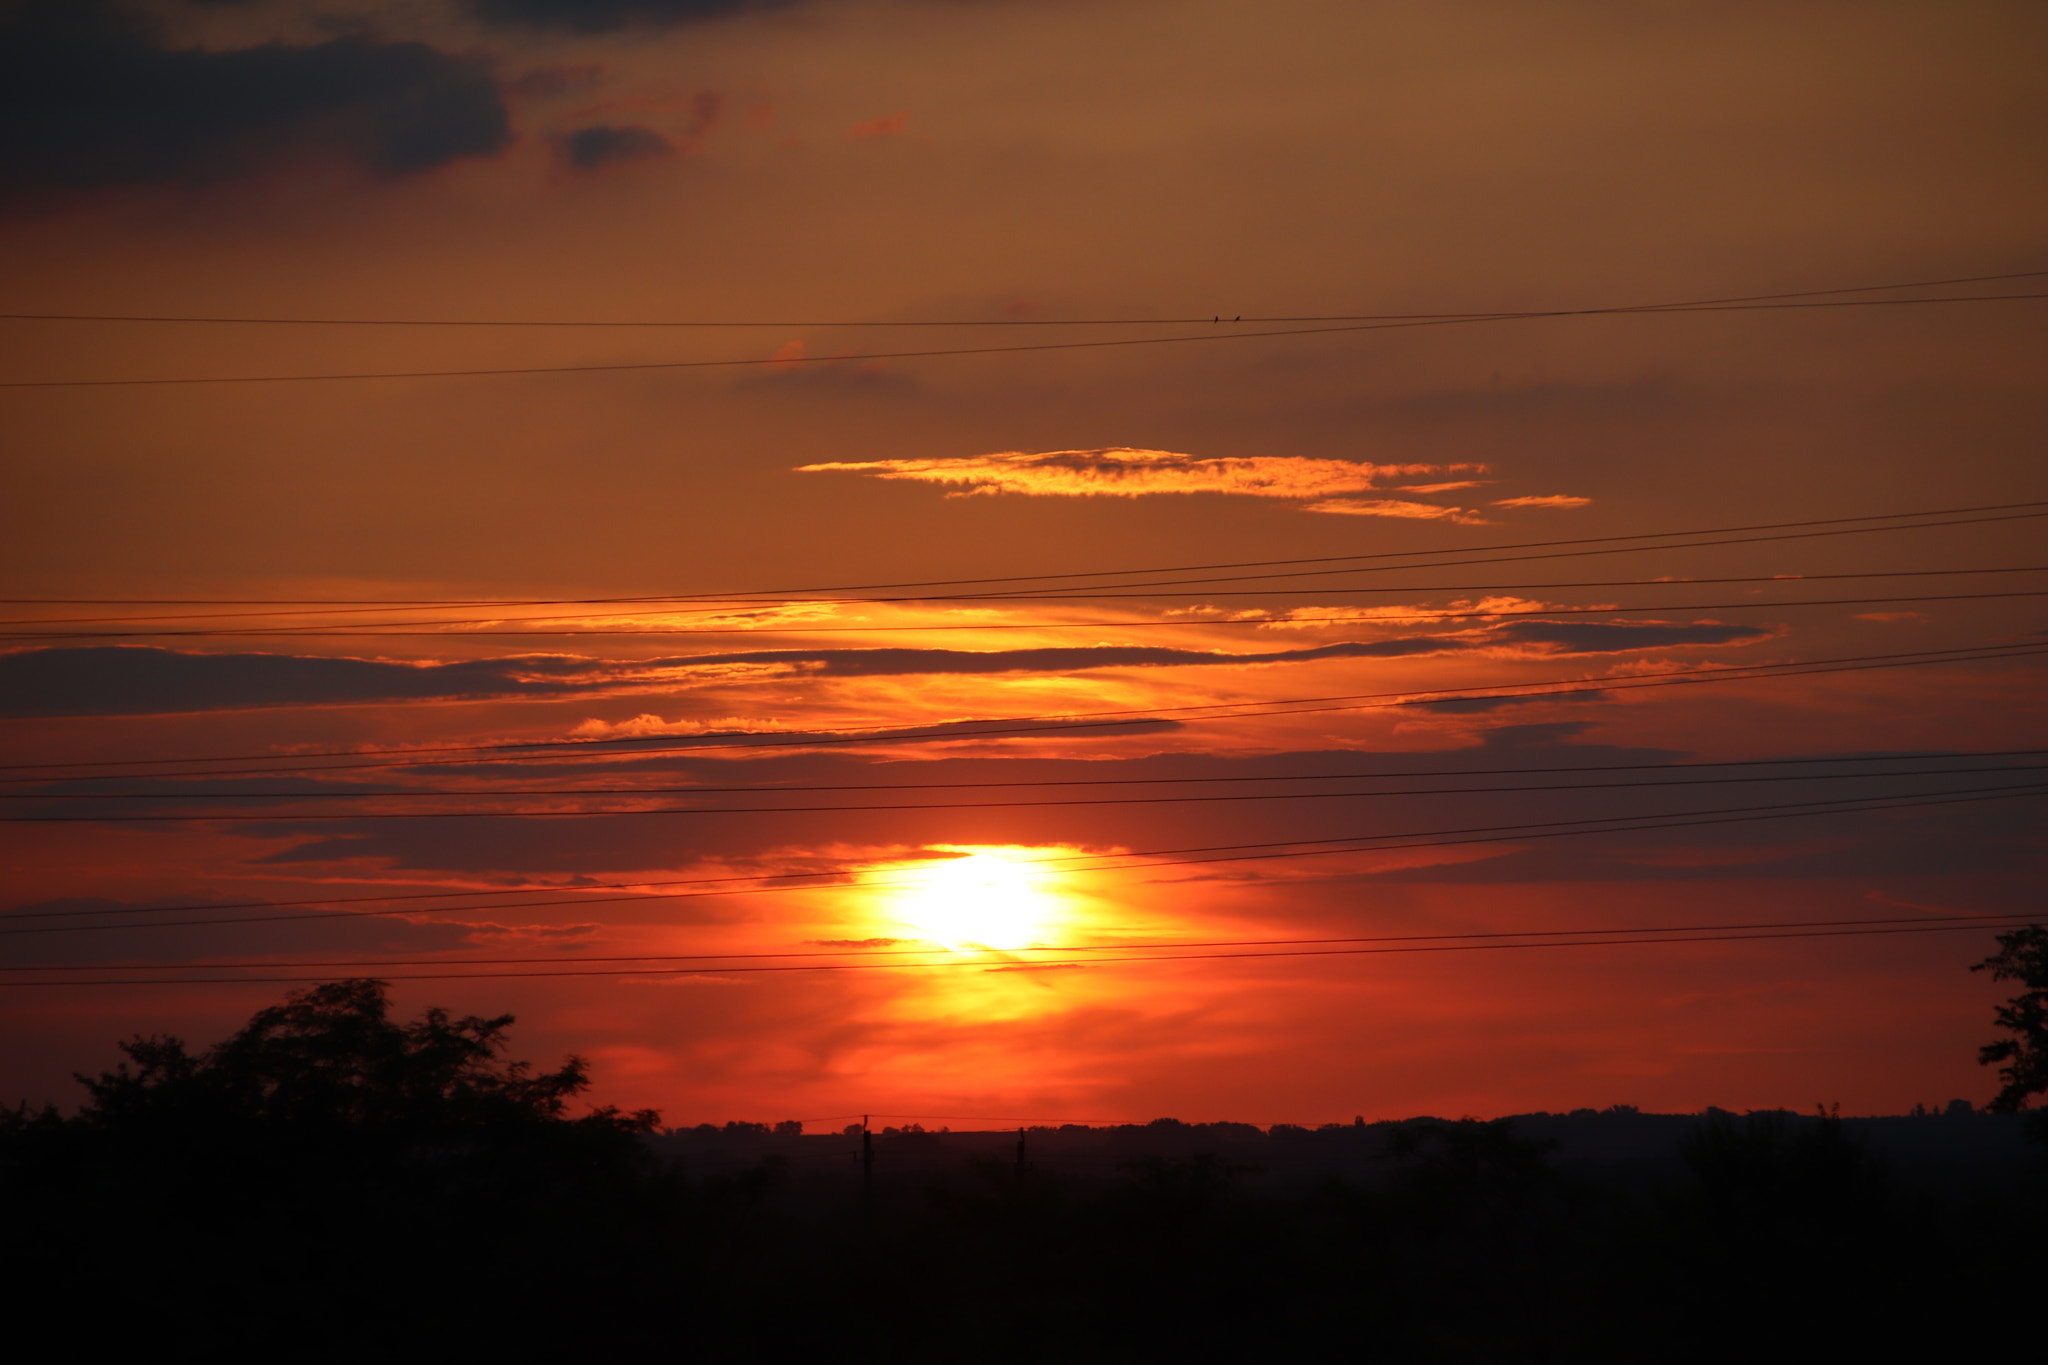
[1973,925,2048,1113]
[75,976,657,1133]
[0,979,670,1352]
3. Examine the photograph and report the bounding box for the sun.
[898,851,1054,952]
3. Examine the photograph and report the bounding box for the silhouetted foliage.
[0,980,669,1353]
[6,982,2044,1360]
[1975,924,2048,1118]
[76,977,656,1131]
[1679,1106,1887,1232]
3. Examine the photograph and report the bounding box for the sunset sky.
[2,0,2044,1126]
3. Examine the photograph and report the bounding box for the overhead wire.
[3,290,2043,389]
[8,496,2044,607]
[8,779,2043,937]
[7,275,2042,982]
[16,748,2041,804]
[7,746,2037,921]
[5,915,2041,986]
[9,908,2040,975]
[7,640,2043,783]
[11,760,2042,820]
[9,562,2045,627]
[17,585,2039,639]
[7,268,2040,329]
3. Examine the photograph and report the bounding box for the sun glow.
[896,851,1059,952]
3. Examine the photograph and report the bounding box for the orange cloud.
[1492,494,1592,509]
[1255,596,1569,627]
[1300,498,1489,523]
[798,448,1485,504]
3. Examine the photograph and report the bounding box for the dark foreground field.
[7,982,2042,1360]
[10,1106,2042,1358]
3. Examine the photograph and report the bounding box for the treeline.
[4,980,2042,1359]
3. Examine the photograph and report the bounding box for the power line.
[4,292,2043,390]
[11,908,2037,974]
[10,563,2042,627]
[10,746,2035,921]
[834,560,2048,605]
[8,780,2041,937]
[8,269,2041,329]
[815,1115,1134,1128]
[13,762,2040,820]
[19,749,2038,804]
[7,640,2042,782]
[18,585,2039,639]
[11,497,2044,607]
[3,917,2036,987]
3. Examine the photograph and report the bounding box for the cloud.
[560,123,675,169]
[1255,596,1561,628]
[798,448,1486,503]
[0,646,590,717]
[0,894,493,967]
[505,65,605,100]
[1485,620,1767,653]
[0,620,1772,716]
[1389,481,1493,494]
[206,732,2044,887]
[736,353,917,393]
[0,2,512,203]
[1492,495,1593,509]
[1299,498,1488,523]
[631,623,1768,679]
[469,0,773,30]
[1402,691,1611,714]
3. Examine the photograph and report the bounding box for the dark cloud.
[732,358,920,394]
[233,730,1697,873]
[560,123,675,169]
[506,65,603,99]
[0,1,511,202]
[470,0,772,33]
[631,621,1768,678]
[1487,621,1766,652]
[214,732,2048,887]
[0,646,587,716]
[0,894,494,967]
[1467,721,1600,748]
[1403,692,1611,714]
[0,620,1771,717]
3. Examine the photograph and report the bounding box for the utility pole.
[1015,1126,1027,1179]
[862,1114,874,1208]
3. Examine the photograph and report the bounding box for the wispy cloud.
[1492,494,1592,509]
[0,619,1774,716]
[798,448,1486,502]
[1298,498,1488,523]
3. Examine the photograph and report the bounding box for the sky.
[1,0,2044,1126]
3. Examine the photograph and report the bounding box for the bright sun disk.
[899,852,1051,952]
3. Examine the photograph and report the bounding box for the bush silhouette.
[1975,924,2048,1123]
[0,980,669,1353]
